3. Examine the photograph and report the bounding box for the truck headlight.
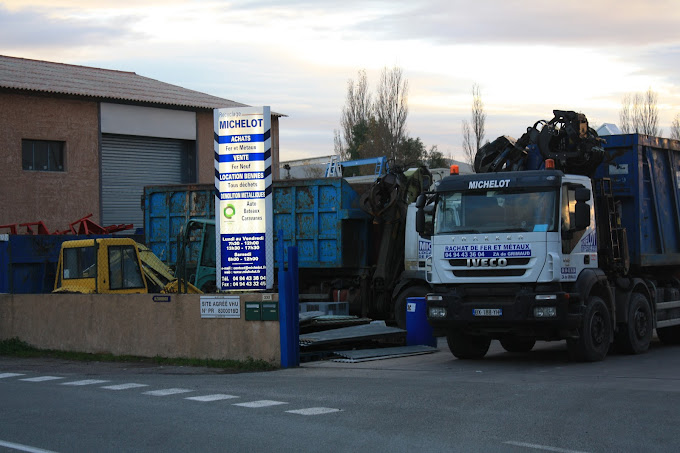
[429,307,447,318]
[534,306,557,317]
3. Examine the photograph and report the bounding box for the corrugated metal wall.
[101,134,194,231]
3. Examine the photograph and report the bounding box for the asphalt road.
[1,338,679,453]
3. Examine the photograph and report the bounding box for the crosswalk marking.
[101,383,149,390]
[20,376,64,382]
[286,407,342,416]
[233,400,288,408]
[186,394,239,402]
[143,388,193,396]
[61,379,110,386]
[0,373,25,379]
[1,371,344,416]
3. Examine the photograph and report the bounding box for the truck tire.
[567,296,611,362]
[500,337,536,353]
[393,285,429,330]
[615,292,652,354]
[657,325,680,345]
[446,331,491,360]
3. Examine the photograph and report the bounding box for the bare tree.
[333,129,344,158]
[641,88,659,135]
[672,114,680,140]
[461,119,474,168]
[339,69,372,160]
[619,88,660,135]
[619,93,633,134]
[461,84,485,171]
[471,84,486,153]
[302,164,326,178]
[374,66,409,162]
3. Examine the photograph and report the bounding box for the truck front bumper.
[427,285,583,339]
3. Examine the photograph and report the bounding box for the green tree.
[337,67,437,170]
[426,145,449,168]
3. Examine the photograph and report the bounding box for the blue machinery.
[325,156,389,178]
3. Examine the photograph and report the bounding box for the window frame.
[108,245,145,290]
[22,139,65,172]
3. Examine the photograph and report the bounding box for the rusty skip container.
[143,184,215,270]
[144,178,371,270]
[594,134,680,270]
[273,178,371,268]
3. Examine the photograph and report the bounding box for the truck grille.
[452,269,527,277]
[448,258,531,266]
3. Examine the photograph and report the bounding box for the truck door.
[560,183,597,281]
[106,243,147,293]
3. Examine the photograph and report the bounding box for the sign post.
[214,107,273,291]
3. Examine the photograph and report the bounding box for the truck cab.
[419,168,600,359]
[54,238,201,294]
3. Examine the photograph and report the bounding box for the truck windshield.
[435,188,558,234]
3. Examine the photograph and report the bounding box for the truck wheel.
[500,337,536,353]
[567,296,611,362]
[446,331,491,360]
[394,285,429,330]
[615,292,652,354]
[657,325,680,345]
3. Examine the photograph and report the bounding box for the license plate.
[472,308,502,317]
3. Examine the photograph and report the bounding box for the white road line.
[0,373,25,379]
[61,379,110,386]
[101,383,149,390]
[19,376,64,382]
[0,439,59,453]
[233,400,288,408]
[503,440,591,453]
[143,388,194,396]
[185,394,239,402]
[285,407,342,416]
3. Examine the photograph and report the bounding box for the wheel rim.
[591,311,606,345]
[634,308,649,339]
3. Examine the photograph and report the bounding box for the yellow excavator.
[53,238,201,294]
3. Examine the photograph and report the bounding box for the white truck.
[417,111,680,361]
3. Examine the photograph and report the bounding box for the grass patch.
[0,338,277,372]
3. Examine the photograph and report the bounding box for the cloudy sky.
[2,0,680,162]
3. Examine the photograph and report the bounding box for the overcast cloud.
[2,0,679,161]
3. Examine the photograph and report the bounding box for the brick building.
[0,55,281,233]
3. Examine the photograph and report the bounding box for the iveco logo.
[467,258,508,267]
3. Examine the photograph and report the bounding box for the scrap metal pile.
[0,213,133,235]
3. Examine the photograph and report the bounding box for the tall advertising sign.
[214,107,273,290]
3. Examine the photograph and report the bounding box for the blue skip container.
[406,297,437,347]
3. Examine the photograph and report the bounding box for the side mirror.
[416,206,426,235]
[574,188,591,230]
[575,188,591,203]
[574,202,590,231]
[416,194,426,209]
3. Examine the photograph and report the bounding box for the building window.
[22,139,65,171]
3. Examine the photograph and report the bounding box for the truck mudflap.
[427,285,583,338]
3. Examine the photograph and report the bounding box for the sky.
[2,0,680,162]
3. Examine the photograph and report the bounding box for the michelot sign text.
[214,106,274,291]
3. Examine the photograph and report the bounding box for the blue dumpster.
[406,297,437,347]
